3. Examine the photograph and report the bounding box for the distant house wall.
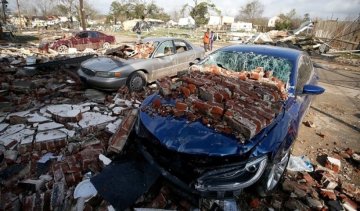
[231,22,253,32]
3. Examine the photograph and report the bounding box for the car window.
[89,31,98,38]
[77,32,88,38]
[202,51,293,83]
[154,40,174,57]
[296,55,313,93]
[174,40,190,53]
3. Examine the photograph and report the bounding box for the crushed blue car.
[135,45,324,198]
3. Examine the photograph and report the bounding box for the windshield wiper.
[217,63,227,70]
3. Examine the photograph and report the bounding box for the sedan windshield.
[202,51,293,82]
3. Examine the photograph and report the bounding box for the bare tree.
[236,0,264,24]
[37,0,55,16]
[79,0,86,30]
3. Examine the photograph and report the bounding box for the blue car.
[135,45,324,198]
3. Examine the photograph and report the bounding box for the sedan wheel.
[103,42,111,49]
[57,45,68,53]
[266,149,290,191]
[128,72,146,92]
[256,148,291,197]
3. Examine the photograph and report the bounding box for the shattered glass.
[203,51,292,82]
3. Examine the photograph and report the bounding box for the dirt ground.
[293,57,360,184]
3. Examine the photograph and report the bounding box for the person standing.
[133,16,148,42]
[209,30,215,51]
[203,28,210,52]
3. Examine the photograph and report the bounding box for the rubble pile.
[143,65,287,142]
[0,97,145,209]
[248,29,329,53]
[105,42,156,59]
[278,151,359,211]
[0,47,160,209]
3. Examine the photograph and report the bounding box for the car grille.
[137,120,249,184]
[82,67,95,76]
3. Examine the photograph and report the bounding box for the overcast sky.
[9,0,360,20]
[86,0,360,20]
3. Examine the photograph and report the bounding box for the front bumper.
[136,119,268,198]
[77,68,127,90]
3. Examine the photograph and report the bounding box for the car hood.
[81,56,144,72]
[139,93,285,157]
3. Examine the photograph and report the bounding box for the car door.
[150,40,177,80]
[74,32,88,51]
[88,31,101,49]
[173,39,196,71]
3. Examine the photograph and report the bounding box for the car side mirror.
[189,60,199,66]
[302,84,325,95]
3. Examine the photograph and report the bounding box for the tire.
[103,42,111,49]
[127,71,147,92]
[257,147,291,197]
[57,45,68,53]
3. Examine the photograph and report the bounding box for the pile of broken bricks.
[104,42,156,59]
[0,48,159,210]
[143,66,287,142]
[1,47,359,210]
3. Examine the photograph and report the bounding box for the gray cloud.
[9,0,360,20]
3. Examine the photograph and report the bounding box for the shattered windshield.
[202,51,293,82]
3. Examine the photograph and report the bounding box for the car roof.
[219,44,303,62]
[142,37,182,43]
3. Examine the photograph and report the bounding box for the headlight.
[95,71,121,78]
[195,155,268,192]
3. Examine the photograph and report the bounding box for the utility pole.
[79,0,86,30]
[1,0,8,24]
[16,0,22,32]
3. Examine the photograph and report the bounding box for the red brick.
[249,198,261,209]
[320,189,337,200]
[180,86,191,98]
[250,72,261,80]
[173,110,185,117]
[187,84,197,94]
[152,98,161,109]
[192,100,211,114]
[175,101,187,111]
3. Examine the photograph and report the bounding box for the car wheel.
[57,45,68,53]
[103,42,111,49]
[127,71,147,92]
[257,148,290,196]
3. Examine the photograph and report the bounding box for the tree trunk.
[16,0,22,32]
[79,0,86,30]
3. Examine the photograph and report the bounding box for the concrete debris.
[99,154,112,165]
[47,104,82,123]
[38,122,64,131]
[303,120,315,128]
[78,112,116,131]
[0,123,9,132]
[105,118,123,134]
[351,153,360,164]
[325,156,341,173]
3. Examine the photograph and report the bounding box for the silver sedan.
[78,37,205,91]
